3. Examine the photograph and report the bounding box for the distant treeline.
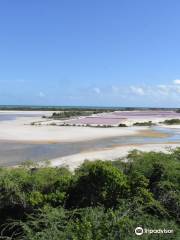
[0,105,179,111]
[49,109,114,119]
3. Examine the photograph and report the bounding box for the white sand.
[0,110,52,114]
[0,112,145,142]
[1,110,177,143]
[50,143,180,170]
[160,124,180,129]
[1,111,180,170]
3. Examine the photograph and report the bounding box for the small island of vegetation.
[47,109,115,120]
[162,119,180,125]
[133,121,155,126]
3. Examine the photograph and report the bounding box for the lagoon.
[0,126,180,167]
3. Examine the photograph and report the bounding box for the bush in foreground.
[0,149,180,239]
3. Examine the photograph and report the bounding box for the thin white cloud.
[156,84,170,95]
[39,91,46,98]
[157,84,169,90]
[130,86,145,96]
[111,85,119,93]
[93,87,101,94]
[83,79,180,104]
[173,79,180,85]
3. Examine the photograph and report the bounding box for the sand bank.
[50,143,180,170]
[0,113,149,142]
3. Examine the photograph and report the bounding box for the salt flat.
[0,110,180,168]
[0,110,179,143]
[0,111,144,142]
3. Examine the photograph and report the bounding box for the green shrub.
[0,150,180,239]
[162,119,180,125]
[133,121,155,126]
[66,161,128,208]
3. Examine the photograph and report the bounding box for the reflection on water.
[0,113,43,121]
[0,126,180,167]
[0,115,16,121]
[0,113,42,122]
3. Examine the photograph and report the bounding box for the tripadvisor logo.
[135,227,143,236]
[135,226,174,236]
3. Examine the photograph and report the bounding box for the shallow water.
[0,113,42,121]
[0,113,180,166]
[0,115,16,121]
[0,126,180,167]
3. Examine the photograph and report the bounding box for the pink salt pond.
[65,116,126,125]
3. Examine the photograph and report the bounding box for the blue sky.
[1,0,180,107]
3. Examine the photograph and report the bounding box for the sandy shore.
[50,143,180,170]
[0,111,174,143]
[0,112,148,142]
[0,111,180,169]
[160,124,180,129]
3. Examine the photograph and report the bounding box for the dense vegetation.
[0,106,134,112]
[162,119,180,125]
[118,123,127,127]
[0,149,180,239]
[0,106,119,111]
[133,121,155,126]
[49,109,114,119]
